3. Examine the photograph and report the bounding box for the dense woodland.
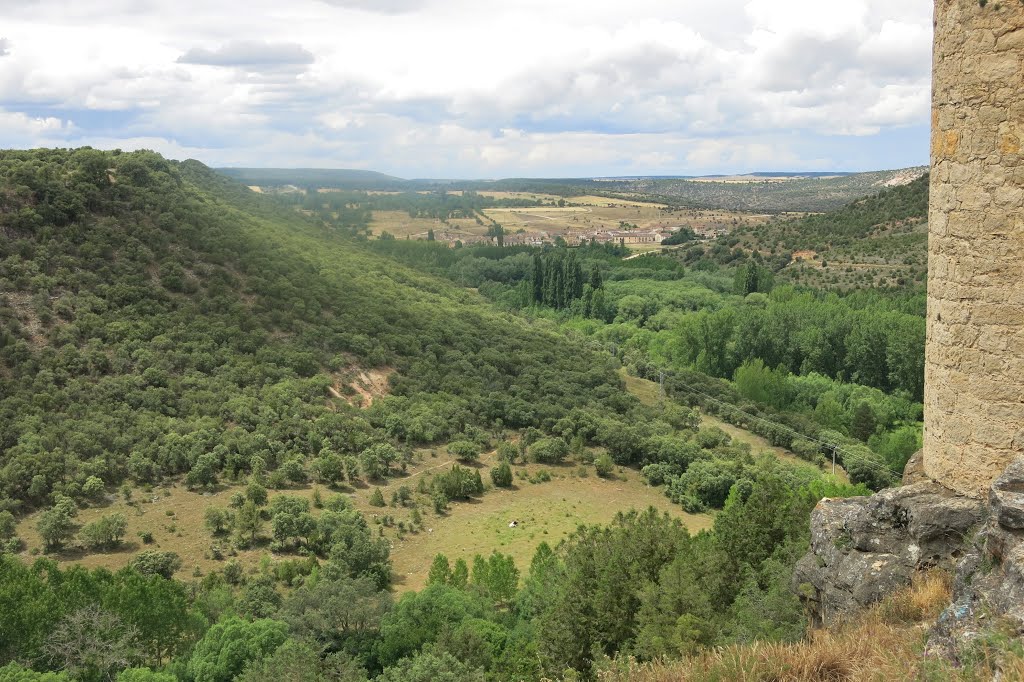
[0,149,919,680]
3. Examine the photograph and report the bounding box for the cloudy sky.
[0,0,932,178]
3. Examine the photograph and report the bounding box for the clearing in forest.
[14,447,710,592]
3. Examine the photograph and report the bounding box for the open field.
[15,445,710,592]
[362,192,774,245]
[478,202,771,240]
[367,210,446,239]
[383,453,711,591]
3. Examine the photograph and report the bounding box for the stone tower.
[925,0,1024,497]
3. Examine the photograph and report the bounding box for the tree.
[82,475,105,502]
[204,507,232,536]
[0,511,16,540]
[246,479,268,507]
[427,554,453,586]
[129,550,182,579]
[186,453,219,489]
[359,443,397,481]
[312,451,346,486]
[843,444,897,491]
[528,437,569,464]
[376,651,484,682]
[451,558,469,588]
[186,617,288,682]
[279,575,391,647]
[37,504,75,551]
[426,228,435,242]
[235,500,263,546]
[447,440,480,463]
[851,402,878,442]
[43,605,139,682]
[369,488,386,507]
[280,458,307,484]
[79,513,128,551]
[475,552,518,606]
[118,669,177,682]
[490,462,512,488]
[269,496,315,549]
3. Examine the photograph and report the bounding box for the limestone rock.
[919,458,1024,664]
[794,481,985,626]
[989,456,1024,530]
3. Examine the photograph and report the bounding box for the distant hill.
[733,172,930,289]
[217,166,405,189]
[582,167,928,213]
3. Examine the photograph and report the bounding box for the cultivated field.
[367,210,447,239]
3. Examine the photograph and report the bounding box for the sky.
[0,0,933,178]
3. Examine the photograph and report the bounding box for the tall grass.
[586,571,1024,682]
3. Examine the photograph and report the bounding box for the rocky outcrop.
[794,481,985,626]
[929,457,1024,661]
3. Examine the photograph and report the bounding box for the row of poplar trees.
[529,250,606,312]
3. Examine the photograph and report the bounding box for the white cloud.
[0,0,933,176]
[177,41,315,67]
[319,0,428,13]
[0,108,75,146]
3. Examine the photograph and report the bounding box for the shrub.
[82,475,105,501]
[369,488,386,507]
[594,454,615,478]
[447,440,480,462]
[528,437,569,464]
[130,550,183,579]
[490,462,513,488]
[433,465,484,500]
[79,513,128,551]
[0,511,15,539]
[496,442,518,463]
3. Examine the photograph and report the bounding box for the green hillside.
[670,174,929,290]
[740,172,928,251]
[0,148,630,512]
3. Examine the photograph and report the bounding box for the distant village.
[429,223,728,248]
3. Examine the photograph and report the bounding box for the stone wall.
[925,0,1024,497]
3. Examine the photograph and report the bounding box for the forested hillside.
[674,174,929,290]
[0,149,649,512]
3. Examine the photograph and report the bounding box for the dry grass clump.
[877,570,953,624]
[594,572,957,682]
